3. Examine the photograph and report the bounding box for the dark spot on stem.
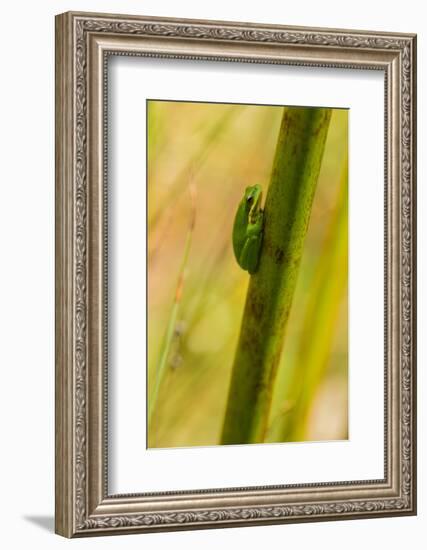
[274,247,285,264]
[292,143,298,157]
[248,294,264,319]
[254,380,267,394]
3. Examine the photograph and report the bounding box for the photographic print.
[147,100,348,449]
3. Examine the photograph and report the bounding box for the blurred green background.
[147,100,348,448]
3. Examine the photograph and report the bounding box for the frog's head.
[244,184,262,221]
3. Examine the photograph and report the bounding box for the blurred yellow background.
[147,100,348,448]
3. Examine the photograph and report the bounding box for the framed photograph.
[55,11,417,537]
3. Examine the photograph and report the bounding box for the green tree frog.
[232,184,264,274]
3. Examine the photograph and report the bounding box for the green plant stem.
[221,107,332,445]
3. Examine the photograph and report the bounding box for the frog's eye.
[246,195,253,204]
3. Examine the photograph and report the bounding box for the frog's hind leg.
[240,235,262,275]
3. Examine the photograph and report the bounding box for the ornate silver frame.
[55,11,417,537]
